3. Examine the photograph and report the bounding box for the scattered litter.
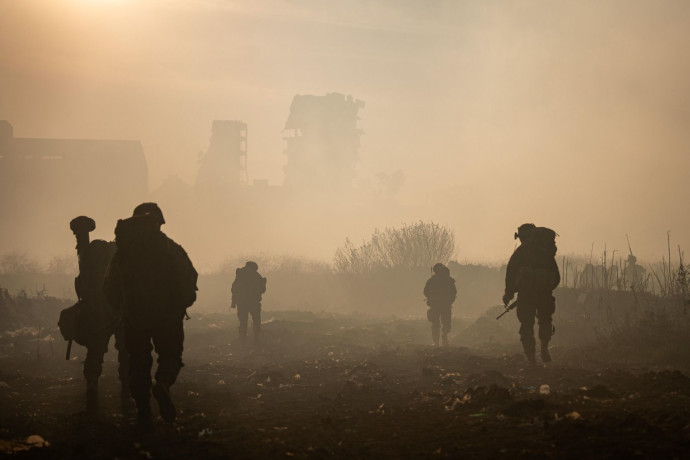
[444,398,464,411]
[198,428,213,438]
[26,435,49,448]
[294,374,301,380]
[0,381,9,389]
[217,380,226,385]
[5,327,39,338]
[539,384,551,395]
[565,411,581,420]
[0,435,51,454]
[187,391,200,397]
[273,426,288,431]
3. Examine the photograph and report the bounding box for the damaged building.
[195,120,248,194]
[283,93,365,192]
[0,120,147,253]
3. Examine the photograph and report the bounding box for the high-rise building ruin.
[195,120,248,193]
[283,93,365,191]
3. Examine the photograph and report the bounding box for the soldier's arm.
[504,250,520,297]
[423,278,432,298]
[551,256,561,289]
[230,270,239,308]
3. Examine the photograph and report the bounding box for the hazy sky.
[2,0,690,263]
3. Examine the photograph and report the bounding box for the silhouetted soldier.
[231,261,266,346]
[104,203,197,425]
[624,254,646,291]
[68,216,130,416]
[504,223,560,365]
[424,263,457,346]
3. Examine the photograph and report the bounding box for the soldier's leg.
[427,308,441,346]
[237,306,249,344]
[251,304,261,343]
[83,333,110,414]
[537,296,556,363]
[516,301,537,364]
[440,307,452,346]
[125,323,154,421]
[151,315,184,422]
[113,324,131,399]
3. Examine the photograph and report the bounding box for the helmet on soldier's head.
[132,202,165,224]
[245,261,259,271]
[514,223,536,240]
[433,263,448,275]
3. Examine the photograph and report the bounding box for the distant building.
[0,120,147,251]
[195,120,248,193]
[283,93,365,191]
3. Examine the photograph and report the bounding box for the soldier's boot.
[238,325,248,347]
[431,328,440,347]
[540,341,551,363]
[86,383,99,416]
[152,381,176,422]
[441,332,449,347]
[522,338,537,366]
[134,397,153,430]
[253,328,261,348]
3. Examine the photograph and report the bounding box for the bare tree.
[334,221,455,274]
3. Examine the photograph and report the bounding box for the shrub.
[334,221,455,274]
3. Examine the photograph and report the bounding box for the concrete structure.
[0,120,147,253]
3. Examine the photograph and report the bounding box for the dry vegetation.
[1,230,690,457]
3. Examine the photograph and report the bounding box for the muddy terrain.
[1,305,690,459]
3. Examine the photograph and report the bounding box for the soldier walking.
[104,203,197,425]
[231,261,267,346]
[424,263,457,346]
[503,224,560,365]
[67,216,130,416]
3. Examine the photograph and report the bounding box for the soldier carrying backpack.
[58,215,130,416]
[231,261,267,346]
[104,203,197,426]
[423,263,457,346]
[503,223,560,365]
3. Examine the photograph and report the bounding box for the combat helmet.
[132,202,165,225]
[514,223,536,240]
[245,261,259,271]
[432,263,449,275]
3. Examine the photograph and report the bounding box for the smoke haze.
[2,0,690,266]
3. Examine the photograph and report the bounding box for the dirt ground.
[1,310,690,459]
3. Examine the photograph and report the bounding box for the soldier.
[231,261,267,346]
[423,263,457,346]
[624,254,647,291]
[104,203,197,425]
[68,216,130,416]
[503,223,560,365]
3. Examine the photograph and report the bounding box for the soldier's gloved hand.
[502,293,513,306]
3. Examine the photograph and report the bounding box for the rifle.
[496,299,519,320]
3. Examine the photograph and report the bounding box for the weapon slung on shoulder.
[496,300,519,320]
[69,216,95,302]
